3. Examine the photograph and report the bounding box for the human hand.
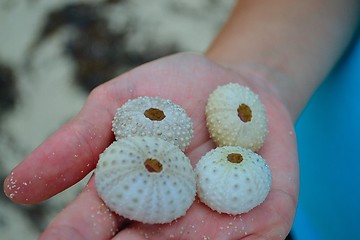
[3,53,298,239]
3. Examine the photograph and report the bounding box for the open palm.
[4,53,298,239]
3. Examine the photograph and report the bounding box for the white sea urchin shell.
[112,96,193,151]
[206,83,268,151]
[195,146,271,215]
[95,136,196,224]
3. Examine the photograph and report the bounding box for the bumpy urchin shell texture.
[195,146,271,215]
[112,96,193,151]
[95,136,196,224]
[206,83,268,151]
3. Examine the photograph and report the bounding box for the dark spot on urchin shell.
[31,2,180,92]
[237,103,252,122]
[227,153,243,164]
[144,108,166,121]
[144,158,163,173]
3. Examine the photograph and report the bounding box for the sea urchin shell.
[112,96,193,151]
[195,146,271,215]
[206,83,268,151]
[95,136,196,224]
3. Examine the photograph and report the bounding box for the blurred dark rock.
[0,63,17,119]
[33,2,179,92]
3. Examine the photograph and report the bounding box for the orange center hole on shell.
[227,153,243,164]
[237,104,252,122]
[144,158,163,173]
[144,108,165,121]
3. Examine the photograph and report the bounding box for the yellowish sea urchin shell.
[195,146,271,215]
[206,83,268,151]
[95,136,196,224]
[112,96,193,151]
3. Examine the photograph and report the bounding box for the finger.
[111,199,253,240]
[111,200,216,240]
[3,78,132,204]
[39,176,125,240]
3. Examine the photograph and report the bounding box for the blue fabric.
[293,35,360,239]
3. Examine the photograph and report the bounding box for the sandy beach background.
[0,0,236,239]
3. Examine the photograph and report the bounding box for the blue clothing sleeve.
[292,34,360,240]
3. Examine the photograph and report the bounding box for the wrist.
[204,0,360,122]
